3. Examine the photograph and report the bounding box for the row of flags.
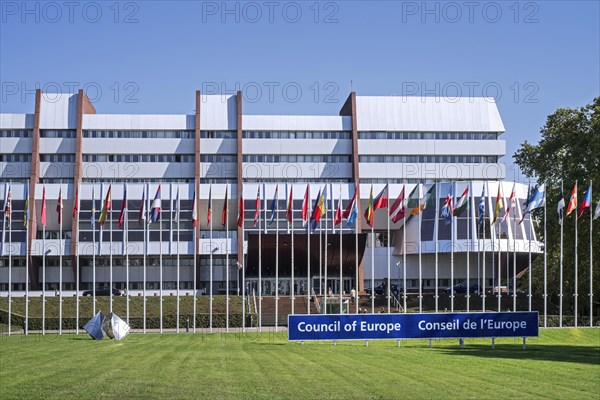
[3,182,600,231]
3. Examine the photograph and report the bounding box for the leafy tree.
[514,97,599,321]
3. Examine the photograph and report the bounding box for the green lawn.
[1,328,598,399]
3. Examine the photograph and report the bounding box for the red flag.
[301,185,309,225]
[373,184,389,210]
[72,187,78,218]
[118,185,127,228]
[192,190,197,228]
[334,197,342,226]
[390,185,406,223]
[237,194,244,228]
[207,186,212,226]
[3,186,11,218]
[56,188,63,224]
[343,185,357,219]
[221,186,228,227]
[253,186,260,228]
[40,186,47,227]
[286,186,293,223]
[566,183,577,216]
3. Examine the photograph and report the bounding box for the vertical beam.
[236,91,244,272]
[340,92,363,292]
[26,89,42,290]
[71,90,96,282]
[195,90,202,289]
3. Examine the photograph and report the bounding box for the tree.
[514,97,599,321]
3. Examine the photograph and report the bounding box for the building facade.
[0,90,541,296]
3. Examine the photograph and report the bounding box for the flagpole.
[209,184,213,332]
[176,185,180,333]
[559,181,564,327]
[418,183,423,314]
[543,182,547,327]
[466,181,471,313]
[25,181,29,335]
[387,184,391,314]
[513,186,517,313]
[110,182,113,315]
[324,184,329,313]
[143,183,148,333]
[320,217,323,297]
[59,184,63,335]
[7,184,12,335]
[307,182,311,315]
[125,183,129,325]
[450,182,455,313]
[259,183,263,329]
[291,184,295,316]
[92,183,96,318]
[42,197,46,335]
[192,182,197,333]
[402,182,407,314]
[482,182,487,312]
[528,182,532,313]
[339,185,343,314]
[434,182,439,313]
[159,184,163,333]
[355,185,359,315]
[574,180,578,328]
[226,182,230,333]
[275,185,279,332]
[75,182,80,334]
[589,181,593,327]
[498,186,502,313]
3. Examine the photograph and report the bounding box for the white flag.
[174,187,180,225]
[594,199,600,220]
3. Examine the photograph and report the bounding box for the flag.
[594,198,600,220]
[138,186,146,226]
[566,183,577,216]
[268,185,278,226]
[344,185,357,220]
[40,185,47,227]
[118,185,127,229]
[73,187,78,218]
[364,185,375,227]
[150,185,161,223]
[502,183,517,222]
[525,184,546,213]
[389,185,406,223]
[477,184,486,227]
[301,185,309,226]
[91,185,96,229]
[192,189,198,228]
[237,193,244,228]
[98,185,111,226]
[421,184,437,211]
[347,197,358,227]
[174,187,181,225]
[56,187,63,224]
[373,185,389,210]
[578,184,592,220]
[406,184,421,216]
[440,187,453,225]
[3,184,11,220]
[492,185,503,224]
[286,186,293,223]
[334,195,342,226]
[310,188,324,231]
[253,186,260,228]
[207,185,212,226]
[454,186,469,217]
[221,185,228,227]
[557,183,565,225]
[23,183,29,228]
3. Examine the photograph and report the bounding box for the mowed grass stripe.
[1,329,598,400]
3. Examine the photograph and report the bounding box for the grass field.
[1,328,598,399]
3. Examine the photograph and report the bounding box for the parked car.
[83,287,123,296]
[366,283,403,296]
[444,283,480,294]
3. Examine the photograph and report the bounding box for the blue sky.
[1,1,598,181]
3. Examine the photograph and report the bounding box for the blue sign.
[288,312,539,341]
